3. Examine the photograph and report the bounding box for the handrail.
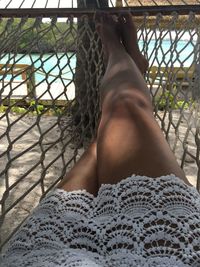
[0,64,31,76]
[0,5,200,18]
[149,65,195,80]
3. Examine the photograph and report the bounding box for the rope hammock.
[0,0,200,251]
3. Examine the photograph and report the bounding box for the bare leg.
[96,14,190,186]
[57,141,98,196]
[119,14,148,74]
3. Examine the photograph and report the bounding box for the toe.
[123,13,133,23]
[119,15,126,27]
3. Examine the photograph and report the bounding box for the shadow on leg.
[57,141,98,196]
[96,14,190,187]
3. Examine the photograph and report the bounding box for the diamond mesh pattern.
[0,11,200,251]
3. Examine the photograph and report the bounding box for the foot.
[119,14,149,74]
[96,13,122,65]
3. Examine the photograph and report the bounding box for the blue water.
[0,53,76,85]
[138,39,196,67]
[0,39,196,83]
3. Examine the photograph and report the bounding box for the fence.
[0,1,200,250]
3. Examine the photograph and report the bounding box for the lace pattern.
[1,175,200,267]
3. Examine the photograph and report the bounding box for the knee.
[110,90,153,116]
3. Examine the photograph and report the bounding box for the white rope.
[0,12,200,252]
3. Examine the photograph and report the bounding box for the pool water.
[0,39,197,84]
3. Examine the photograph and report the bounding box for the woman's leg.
[119,14,149,75]
[57,141,98,196]
[96,14,191,186]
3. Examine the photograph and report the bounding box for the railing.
[0,2,200,251]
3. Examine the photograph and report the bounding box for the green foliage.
[157,90,191,110]
[11,106,26,113]
[0,105,7,113]
[0,19,77,53]
[0,100,66,116]
[29,100,44,114]
[54,107,64,116]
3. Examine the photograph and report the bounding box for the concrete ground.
[0,109,198,249]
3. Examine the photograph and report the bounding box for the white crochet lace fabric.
[1,175,200,267]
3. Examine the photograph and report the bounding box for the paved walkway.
[0,81,75,101]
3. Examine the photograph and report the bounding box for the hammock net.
[0,0,200,250]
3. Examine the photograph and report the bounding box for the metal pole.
[1,5,200,18]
